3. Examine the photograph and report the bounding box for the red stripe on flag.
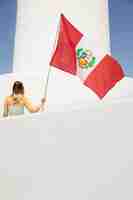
[60,14,83,46]
[84,54,125,99]
[50,14,83,75]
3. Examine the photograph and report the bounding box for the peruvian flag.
[50,14,125,99]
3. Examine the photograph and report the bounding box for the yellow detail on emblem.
[77,48,96,69]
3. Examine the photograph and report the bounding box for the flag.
[50,14,125,98]
[84,55,125,98]
[50,14,83,75]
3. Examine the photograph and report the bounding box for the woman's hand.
[40,97,46,111]
[41,97,46,104]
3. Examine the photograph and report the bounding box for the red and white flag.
[50,14,125,99]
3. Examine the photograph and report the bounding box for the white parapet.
[13,0,110,74]
[0,100,133,199]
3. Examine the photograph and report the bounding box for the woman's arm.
[23,97,43,113]
[3,97,8,117]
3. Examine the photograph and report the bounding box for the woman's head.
[12,81,24,96]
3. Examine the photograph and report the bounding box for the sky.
[108,0,133,77]
[0,0,132,77]
[0,0,16,74]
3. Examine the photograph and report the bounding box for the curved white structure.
[12,0,111,109]
[13,0,110,74]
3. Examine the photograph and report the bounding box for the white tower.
[12,0,110,107]
[13,0,110,74]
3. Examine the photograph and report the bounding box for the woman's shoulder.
[3,96,14,106]
[22,95,28,101]
[5,95,25,104]
[22,96,32,105]
[5,96,12,102]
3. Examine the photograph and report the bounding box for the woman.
[3,81,46,117]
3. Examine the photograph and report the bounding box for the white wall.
[0,101,133,200]
[14,0,110,73]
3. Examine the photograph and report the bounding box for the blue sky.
[0,0,16,74]
[108,0,133,77]
[0,0,132,77]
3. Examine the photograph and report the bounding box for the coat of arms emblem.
[77,48,96,69]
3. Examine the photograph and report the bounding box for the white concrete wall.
[0,101,133,200]
[13,0,110,105]
[14,0,110,73]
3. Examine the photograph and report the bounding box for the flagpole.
[42,15,60,109]
[43,66,51,99]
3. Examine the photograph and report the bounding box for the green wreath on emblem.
[77,48,96,69]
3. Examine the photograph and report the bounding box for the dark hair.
[12,81,24,95]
